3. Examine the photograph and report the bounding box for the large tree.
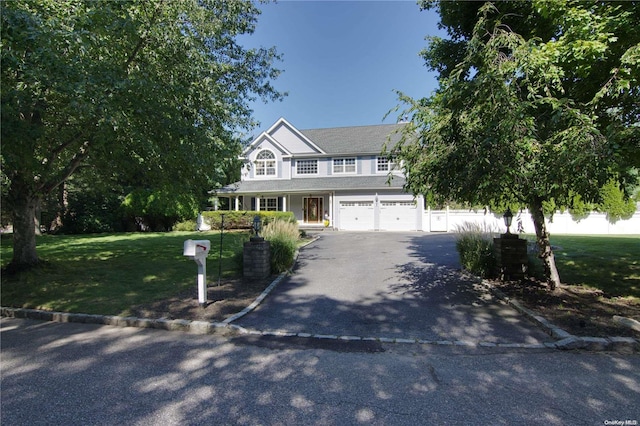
[1,0,283,269]
[391,1,639,289]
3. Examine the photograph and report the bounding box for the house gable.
[265,118,325,155]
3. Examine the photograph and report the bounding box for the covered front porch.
[219,192,335,229]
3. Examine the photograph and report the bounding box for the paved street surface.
[237,232,550,344]
[2,318,639,425]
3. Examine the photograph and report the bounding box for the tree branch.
[123,0,162,71]
[40,140,91,195]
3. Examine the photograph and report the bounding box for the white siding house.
[217,118,423,231]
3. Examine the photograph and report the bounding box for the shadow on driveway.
[235,233,550,344]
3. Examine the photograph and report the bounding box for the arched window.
[255,150,276,176]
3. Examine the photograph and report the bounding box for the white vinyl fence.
[424,207,640,235]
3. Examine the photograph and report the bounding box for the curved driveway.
[236,232,550,344]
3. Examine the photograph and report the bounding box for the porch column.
[329,192,334,226]
[234,197,240,211]
[282,195,287,212]
[256,195,261,211]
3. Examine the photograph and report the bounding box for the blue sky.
[240,1,444,134]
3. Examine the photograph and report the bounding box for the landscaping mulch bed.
[490,278,640,338]
[128,276,275,323]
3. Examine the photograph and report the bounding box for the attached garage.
[339,201,374,231]
[338,199,420,231]
[379,201,418,231]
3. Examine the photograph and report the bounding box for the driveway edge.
[482,280,639,353]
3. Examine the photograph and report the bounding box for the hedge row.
[200,211,297,230]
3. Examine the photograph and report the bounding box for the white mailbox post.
[183,239,211,306]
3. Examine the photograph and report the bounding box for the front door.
[304,197,323,223]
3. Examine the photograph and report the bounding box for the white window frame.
[296,159,318,175]
[333,157,356,174]
[377,156,398,173]
[259,197,278,211]
[255,150,276,176]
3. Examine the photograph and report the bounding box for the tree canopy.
[1,0,284,268]
[391,0,639,289]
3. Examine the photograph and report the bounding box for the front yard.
[1,232,638,338]
[0,231,252,316]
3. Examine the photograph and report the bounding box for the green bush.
[454,222,497,278]
[120,188,199,231]
[173,220,197,231]
[200,211,296,230]
[262,220,299,273]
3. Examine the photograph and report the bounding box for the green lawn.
[549,234,640,300]
[1,231,250,315]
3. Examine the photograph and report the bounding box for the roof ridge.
[300,122,404,132]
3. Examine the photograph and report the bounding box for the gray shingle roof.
[299,123,406,155]
[217,175,406,194]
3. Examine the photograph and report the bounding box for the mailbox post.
[183,239,211,307]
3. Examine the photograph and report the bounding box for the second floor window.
[377,156,397,173]
[333,158,356,174]
[297,159,318,175]
[255,150,276,176]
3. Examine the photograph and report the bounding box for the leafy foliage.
[261,220,299,274]
[1,0,284,266]
[391,1,639,289]
[120,188,200,231]
[200,211,297,230]
[454,222,497,278]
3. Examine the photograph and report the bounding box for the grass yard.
[1,231,250,316]
[496,234,640,337]
[551,235,640,300]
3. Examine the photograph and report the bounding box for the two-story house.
[217,118,424,231]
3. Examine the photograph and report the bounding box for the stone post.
[493,234,528,280]
[243,237,271,280]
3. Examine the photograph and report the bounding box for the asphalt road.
[2,317,639,425]
[236,232,551,344]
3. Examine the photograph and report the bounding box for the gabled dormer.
[241,118,326,181]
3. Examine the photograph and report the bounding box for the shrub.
[173,220,197,231]
[454,222,497,278]
[200,211,296,230]
[120,188,199,231]
[262,220,299,273]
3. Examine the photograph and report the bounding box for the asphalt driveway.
[235,232,551,344]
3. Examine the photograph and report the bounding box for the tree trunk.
[529,198,561,290]
[9,186,41,269]
[49,181,68,233]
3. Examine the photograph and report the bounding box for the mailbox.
[183,239,211,258]
[183,239,211,307]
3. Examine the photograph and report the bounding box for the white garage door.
[339,201,374,231]
[379,201,417,231]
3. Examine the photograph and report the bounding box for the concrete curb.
[482,280,639,353]
[2,302,637,352]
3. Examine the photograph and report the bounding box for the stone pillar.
[493,234,528,280]
[243,237,271,280]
